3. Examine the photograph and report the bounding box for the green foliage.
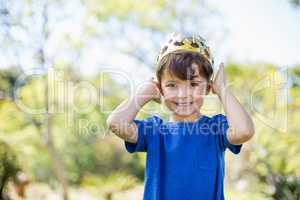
[0,141,20,198]
[272,176,300,200]
[84,0,170,30]
[225,63,300,199]
[0,67,22,100]
[289,0,300,7]
[81,172,140,192]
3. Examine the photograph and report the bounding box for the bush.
[0,141,20,199]
[271,176,300,200]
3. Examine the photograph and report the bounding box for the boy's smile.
[160,63,209,122]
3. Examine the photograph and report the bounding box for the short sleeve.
[124,115,161,153]
[213,114,242,154]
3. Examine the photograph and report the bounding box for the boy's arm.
[106,95,150,143]
[106,79,161,143]
[218,88,255,145]
[213,63,255,145]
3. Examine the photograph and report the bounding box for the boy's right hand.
[136,77,162,104]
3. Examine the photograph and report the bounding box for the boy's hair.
[156,50,214,84]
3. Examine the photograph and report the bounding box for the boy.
[106,32,255,200]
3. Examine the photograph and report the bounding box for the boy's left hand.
[211,62,227,96]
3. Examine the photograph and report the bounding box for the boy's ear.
[153,78,164,96]
[206,81,212,95]
[156,81,164,96]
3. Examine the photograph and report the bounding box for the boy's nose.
[177,87,190,97]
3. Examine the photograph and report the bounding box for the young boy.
[106,32,255,200]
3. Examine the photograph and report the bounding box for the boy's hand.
[211,62,227,96]
[136,77,162,104]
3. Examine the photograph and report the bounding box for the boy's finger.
[214,67,221,81]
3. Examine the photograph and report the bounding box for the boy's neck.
[168,112,203,123]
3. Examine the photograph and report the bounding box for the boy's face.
[160,63,209,118]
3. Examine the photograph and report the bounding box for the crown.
[156,32,214,67]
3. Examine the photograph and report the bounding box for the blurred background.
[0,0,300,199]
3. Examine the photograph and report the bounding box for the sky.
[210,0,300,67]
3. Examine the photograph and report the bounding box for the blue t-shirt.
[124,114,242,200]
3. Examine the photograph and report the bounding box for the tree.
[0,141,20,200]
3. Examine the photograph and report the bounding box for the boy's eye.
[166,83,176,87]
[191,82,199,87]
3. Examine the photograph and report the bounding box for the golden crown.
[156,32,214,67]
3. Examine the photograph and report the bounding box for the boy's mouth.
[174,101,193,106]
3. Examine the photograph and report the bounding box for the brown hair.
[156,51,214,85]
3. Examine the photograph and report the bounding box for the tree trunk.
[41,3,69,199]
[44,116,69,200]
